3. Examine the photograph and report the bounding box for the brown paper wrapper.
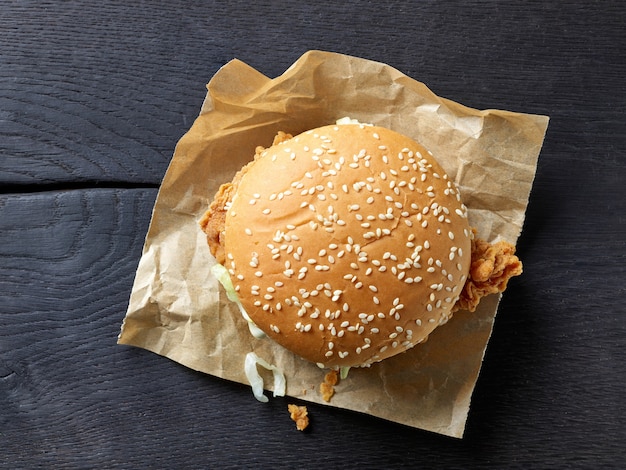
[118,50,549,437]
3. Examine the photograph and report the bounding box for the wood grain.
[1,1,625,468]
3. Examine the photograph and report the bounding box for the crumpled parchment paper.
[118,50,549,438]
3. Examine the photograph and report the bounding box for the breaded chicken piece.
[452,233,523,312]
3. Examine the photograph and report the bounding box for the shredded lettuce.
[211,263,266,339]
[244,352,286,403]
[210,265,286,402]
[340,366,351,380]
[210,263,239,303]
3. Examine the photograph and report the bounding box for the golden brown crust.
[222,124,473,368]
[453,233,523,312]
[199,182,235,265]
[287,404,309,431]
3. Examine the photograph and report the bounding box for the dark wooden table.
[2,2,624,468]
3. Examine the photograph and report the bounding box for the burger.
[199,121,522,372]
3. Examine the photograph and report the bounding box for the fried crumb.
[288,404,309,431]
[320,370,339,402]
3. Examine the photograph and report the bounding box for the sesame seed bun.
[223,123,472,368]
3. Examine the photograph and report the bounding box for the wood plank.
[2,1,624,186]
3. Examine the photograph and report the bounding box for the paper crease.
[118,50,549,438]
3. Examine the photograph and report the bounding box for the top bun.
[223,123,472,368]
